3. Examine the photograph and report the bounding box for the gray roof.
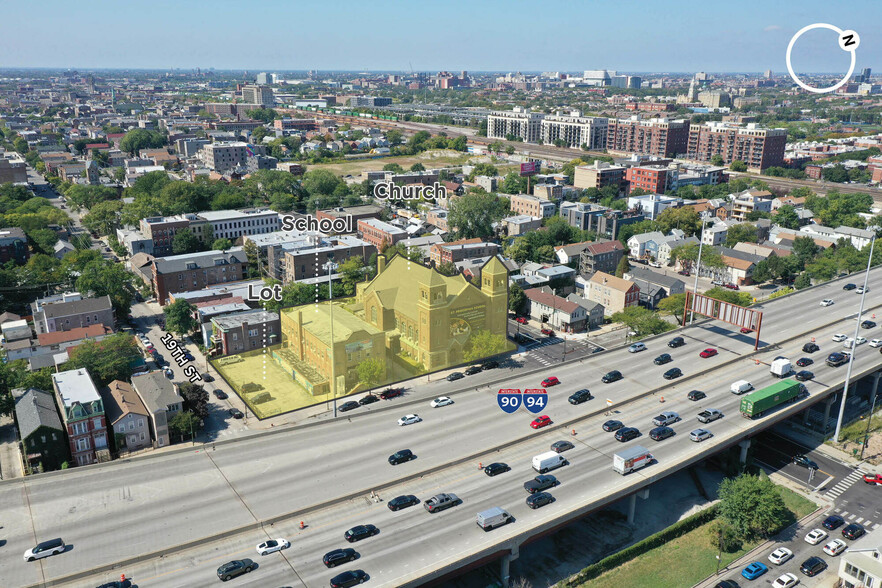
[153,248,247,274]
[131,371,182,414]
[40,295,112,319]
[626,267,686,289]
[566,293,603,311]
[717,246,765,265]
[14,387,64,439]
[836,225,875,238]
[212,309,279,330]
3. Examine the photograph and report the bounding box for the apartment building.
[430,239,500,265]
[730,189,773,221]
[152,248,249,305]
[606,117,690,157]
[579,240,626,276]
[51,368,109,466]
[510,193,556,218]
[278,235,375,283]
[625,164,672,194]
[574,161,627,191]
[687,122,787,170]
[139,208,281,255]
[487,107,544,142]
[102,380,152,453]
[540,112,608,149]
[533,183,563,200]
[586,271,640,315]
[131,371,182,449]
[0,155,27,183]
[31,294,114,336]
[357,218,407,249]
[201,141,248,172]
[627,193,683,220]
[242,84,274,107]
[211,309,281,355]
[0,227,29,265]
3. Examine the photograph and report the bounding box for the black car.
[523,474,558,493]
[551,440,575,453]
[154,355,167,367]
[668,337,685,348]
[823,515,846,530]
[379,388,404,400]
[202,373,214,382]
[649,426,675,441]
[526,491,555,509]
[388,449,416,465]
[464,365,483,376]
[800,556,828,577]
[654,353,672,365]
[387,495,419,511]
[843,523,866,539]
[217,559,254,581]
[330,570,369,588]
[663,367,682,380]
[602,419,624,432]
[482,360,499,370]
[358,394,379,405]
[323,548,357,567]
[602,370,623,383]
[687,390,706,401]
[844,283,857,290]
[568,389,593,404]
[827,352,849,367]
[446,372,464,381]
[615,427,641,442]
[802,342,820,353]
[339,401,360,412]
[96,581,132,588]
[213,389,228,400]
[796,357,814,367]
[228,408,244,419]
[795,370,815,382]
[713,581,740,588]
[792,454,819,470]
[862,320,877,329]
[484,462,511,476]
[344,524,379,542]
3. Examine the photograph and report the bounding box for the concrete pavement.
[0,414,22,480]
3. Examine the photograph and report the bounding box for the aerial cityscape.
[3,2,882,588]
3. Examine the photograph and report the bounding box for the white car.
[823,538,848,556]
[689,428,713,442]
[628,342,646,353]
[832,334,848,342]
[857,286,868,294]
[256,538,290,555]
[768,546,793,565]
[772,573,800,588]
[804,528,828,545]
[820,299,834,307]
[844,337,867,348]
[870,339,882,348]
[397,414,422,426]
[430,396,453,408]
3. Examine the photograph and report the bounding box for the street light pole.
[689,218,707,325]
[861,372,880,460]
[323,254,339,418]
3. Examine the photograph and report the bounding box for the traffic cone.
[121,575,127,582]
[299,521,305,529]
[811,337,815,342]
[571,428,576,436]
[478,462,482,469]
[660,396,665,403]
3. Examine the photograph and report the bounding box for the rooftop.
[14,388,64,439]
[213,309,279,331]
[153,248,247,274]
[52,368,101,407]
[131,371,181,414]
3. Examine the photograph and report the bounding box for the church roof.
[364,255,471,319]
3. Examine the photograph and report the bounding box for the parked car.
[344,525,379,542]
[768,547,793,565]
[541,328,555,336]
[741,561,768,580]
[823,515,845,530]
[228,408,244,419]
[823,538,847,556]
[387,495,419,511]
[202,373,214,382]
[322,548,357,567]
[842,523,866,539]
[339,401,360,412]
[568,389,593,404]
[804,528,828,545]
[482,360,499,370]
[530,415,552,429]
[256,538,290,556]
[551,440,575,453]
[216,559,254,581]
[380,388,404,399]
[446,372,464,382]
[515,316,529,324]
[799,555,827,577]
[212,389,228,400]
[772,573,799,588]
[526,491,555,509]
[464,365,483,375]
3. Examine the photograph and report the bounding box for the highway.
[5,270,882,588]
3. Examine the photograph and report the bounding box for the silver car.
[689,429,712,442]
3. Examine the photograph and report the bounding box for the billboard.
[520,161,539,176]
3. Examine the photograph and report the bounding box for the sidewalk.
[773,421,875,471]
[0,414,22,480]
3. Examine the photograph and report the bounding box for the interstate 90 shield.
[497,388,522,413]
[523,388,548,414]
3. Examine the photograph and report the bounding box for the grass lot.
[307,149,472,176]
[572,486,817,588]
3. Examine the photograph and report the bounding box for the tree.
[729,160,748,172]
[610,306,675,337]
[356,358,385,391]
[718,474,790,539]
[822,164,848,183]
[704,286,752,307]
[339,256,367,295]
[82,200,123,236]
[436,261,459,276]
[75,261,133,314]
[178,382,210,421]
[448,191,507,240]
[710,154,725,166]
[302,168,343,195]
[382,163,404,173]
[27,228,58,255]
[656,206,702,236]
[774,204,800,230]
[243,239,261,278]
[172,228,202,255]
[505,145,515,155]
[410,162,425,172]
[464,330,508,362]
[793,273,812,290]
[509,283,526,314]
[212,238,233,251]
[725,223,758,247]
[386,130,403,145]
[119,129,167,156]
[657,293,687,324]
[64,333,140,387]
[169,410,201,442]
[244,108,278,123]
[164,299,198,335]
[500,172,527,194]
[615,256,631,278]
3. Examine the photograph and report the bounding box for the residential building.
[625,164,672,194]
[533,183,563,200]
[152,248,249,305]
[606,117,690,158]
[14,387,68,473]
[574,161,627,191]
[565,294,605,328]
[242,84,274,107]
[0,155,28,183]
[102,380,151,453]
[357,218,407,249]
[835,225,875,250]
[540,112,608,149]
[524,287,588,332]
[626,267,686,309]
[486,107,545,142]
[687,122,787,170]
[701,222,731,246]
[554,241,594,265]
[586,271,640,315]
[131,371,182,449]
[627,230,685,259]
[211,309,281,355]
[559,201,644,239]
[730,189,773,221]
[718,247,762,284]
[657,236,699,265]
[430,239,500,266]
[0,227,29,265]
[1,318,30,342]
[139,208,281,255]
[503,215,542,237]
[837,526,882,588]
[476,175,498,192]
[31,294,114,336]
[201,141,248,172]
[579,240,626,275]
[51,368,109,466]
[510,193,556,218]
[627,193,682,220]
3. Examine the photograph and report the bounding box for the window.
[118,424,125,433]
[129,421,135,431]
[138,419,144,428]
[139,432,145,441]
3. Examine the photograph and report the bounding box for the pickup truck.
[424,493,462,513]
[863,474,882,485]
[697,409,723,423]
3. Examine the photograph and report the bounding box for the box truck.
[770,358,792,378]
[476,507,512,531]
[532,451,568,474]
[613,446,653,475]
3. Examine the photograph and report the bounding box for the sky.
[1,0,880,73]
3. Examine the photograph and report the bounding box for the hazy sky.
[1,0,879,73]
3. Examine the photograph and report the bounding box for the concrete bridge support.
[739,439,751,464]
[626,486,651,524]
[500,543,519,588]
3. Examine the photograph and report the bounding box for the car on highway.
[649,426,675,441]
[699,348,718,358]
[524,474,559,493]
[216,559,254,581]
[858,286,869,294]
[802,342,820,353]
[256,538,290,555]
[844,336,867,348]
[792,454,819,469]
[795,370,814,382]
[602,419,624,432]
[741,561,768,580]
[541,376,560,387]
[446,372,464,381]
[551,440,575,453]
[359,394,379,405]
[863,473,882,484]
[820,299,834,306]
[228,408,244,419]
[388,449,416,465]
[827,351,850,367]
[530,415,552,429]
[430,396,453,407]
[397,414,422,426]
[322,548,357,567]
[568,389,593,404]
[795,357,814,367]
[628,342,646,353]
[339,400,360,412]
[344,524,379,542]
[654,353,673,365]
[652,411,680,426]
[330,570,369,588]
[871,339,882,348]
[464,365,483,375]
[823,515,846,530]
[380,388,405,399]
[213,389,228,400]
[23,538,65,562]
[484,462,511,476]
[862,320,877,329]
[842,523,866,540]
[768,547,793,565]
[799,555,828,577]
[740,327,752,334]
[844,283,857,290]
[526,491,555,509]
[541,328,555,336]
[515,316,528,324]
[96,580,132,588]
[804,528,828,545]
[663,367,683,380]
[668,337,686,348]
[832,333,848,342]
[602,370,623,383]
[387,495,420,511]
[823,538,848,556]
[615,427,641,442]
[690,428,713,442]
[772,572,799,588]
[688,390,707,401]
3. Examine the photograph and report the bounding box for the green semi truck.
[740,379,808,419]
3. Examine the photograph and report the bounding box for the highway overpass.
[6,270,882,588]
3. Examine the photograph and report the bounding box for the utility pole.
[861,371,880,460]
[323,254,339,418]
[689,218,707,325]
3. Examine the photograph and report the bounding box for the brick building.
[0,227,29,265]
[606,118,690,158]
[211,309,281,355]
[429,239,500,265]
[51,368,109,466]
[687,122,787,170]
[357,218,407,249]
[152,248,249,305]
[509,193,557,218]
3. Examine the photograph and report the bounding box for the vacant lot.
[308,149,472,177]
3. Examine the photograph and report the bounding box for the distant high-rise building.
[764,69,772,79]
[687,121,786,170]
[627,76,642,89]
[606,118,690,158]
[694,72,709,82]
[242,84,274,107]
[487,107,545,142]
[861,67,872,83]
[256,72,270,84]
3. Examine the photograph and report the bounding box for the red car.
[530,415,552,429]
[515,317,529,324]
[863,474,882,485]
[379,388,404,400]
[677,270,690,276]
[540,328,555,336]
[724,283,740,290]
[740,327,752,334]
[541,377,560,387]
[699,348,718,358]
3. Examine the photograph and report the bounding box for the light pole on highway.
[323,255,339,418]
[834,235,876,443]
[689,218,708,325]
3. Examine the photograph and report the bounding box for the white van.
[476,507,513,531]
[730,380,753,395]
[532,451,568,474]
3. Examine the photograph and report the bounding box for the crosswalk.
[832,506,882,531]
[824,467,866,500]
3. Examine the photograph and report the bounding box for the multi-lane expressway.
[5,270,882,588]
